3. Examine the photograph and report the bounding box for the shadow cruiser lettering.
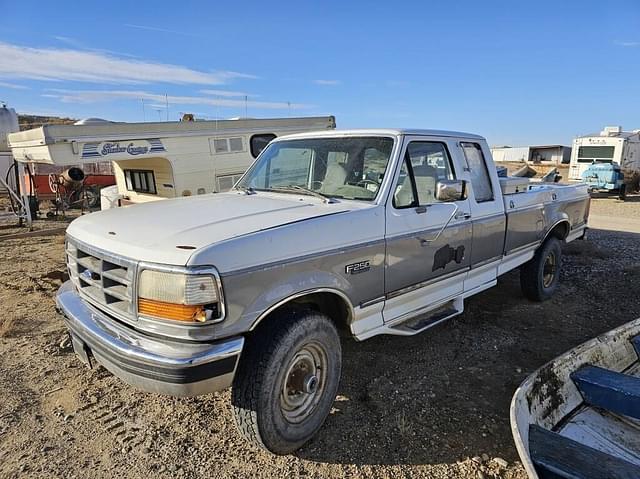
[102,142,149,156]
[345,260,371,275]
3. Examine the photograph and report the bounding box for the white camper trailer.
[8,116,336,208]
[569,126,640,188]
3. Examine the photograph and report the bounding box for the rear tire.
[619,184,627,201]
[231,307,342,454]
[520,237,562,302]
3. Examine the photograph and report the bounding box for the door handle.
[416,203,459,244]
[455,212,471,220]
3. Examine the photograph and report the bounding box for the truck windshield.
[236,136,395,201]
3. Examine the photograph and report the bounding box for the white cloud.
[43,89,311,110]
[199,89,256,98]
[614,40,639,47]
[313,79,341,86]
[0,42,255,85]
[124,23,199,37]
[0,80,28,90]
[52,35,137,58]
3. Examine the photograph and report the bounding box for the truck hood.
[67,192,355,265]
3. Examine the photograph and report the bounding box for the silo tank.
[0,104,19,152]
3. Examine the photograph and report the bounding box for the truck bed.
[503,181,590,254]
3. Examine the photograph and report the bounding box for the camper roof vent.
[600,126,622,137]
[74,118,113,125]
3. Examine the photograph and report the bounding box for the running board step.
[570,365,640,421]
[387,298,463,336]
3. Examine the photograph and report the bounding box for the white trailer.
[8,116,336,208]
[569,126,640,188]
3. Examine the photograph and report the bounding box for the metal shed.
[491,145,571,165]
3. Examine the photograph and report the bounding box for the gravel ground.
[588,192,640,219]
[0,199,639,478]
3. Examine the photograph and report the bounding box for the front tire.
[520,237,562,302]
[231,307,342,454]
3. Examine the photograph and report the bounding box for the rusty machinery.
[47,166,96,217]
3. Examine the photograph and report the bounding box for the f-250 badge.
[345,260,371,275]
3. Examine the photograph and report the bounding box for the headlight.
[138,270,221,323]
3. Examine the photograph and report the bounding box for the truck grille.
[66,238,137,321]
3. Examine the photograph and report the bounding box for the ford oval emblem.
[81,269,93,281]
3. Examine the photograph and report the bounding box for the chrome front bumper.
[56,281,244,397]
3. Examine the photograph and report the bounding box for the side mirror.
[435,179,467,202]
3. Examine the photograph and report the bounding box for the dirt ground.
[1,197,639,479]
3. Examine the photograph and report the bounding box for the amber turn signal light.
[138,298,206,322]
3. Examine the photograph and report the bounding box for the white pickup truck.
[56,129,590,454]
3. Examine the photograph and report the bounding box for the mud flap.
[70,333,93,368]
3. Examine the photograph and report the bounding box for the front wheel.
[520,237,562,302]
[231,307,342,454]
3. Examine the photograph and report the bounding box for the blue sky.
[1,0,639,145]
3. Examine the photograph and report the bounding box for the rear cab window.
[460,142,493,203]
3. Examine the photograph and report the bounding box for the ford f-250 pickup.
[56,129,590,454]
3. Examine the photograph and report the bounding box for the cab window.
[461,142,493,202]
[393,142,455,208]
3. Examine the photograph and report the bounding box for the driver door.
[383,137,472,323]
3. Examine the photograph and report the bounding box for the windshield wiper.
[271,185,339,203]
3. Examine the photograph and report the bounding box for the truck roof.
[276,128,485,141]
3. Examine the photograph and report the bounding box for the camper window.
[577,146,615,163]
[229,137,244,152]
[250,134,277,158]
[213,138,228,153]
[124,169,157,194]
[212,137,246,154]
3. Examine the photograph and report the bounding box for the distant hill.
[18,114,77,131]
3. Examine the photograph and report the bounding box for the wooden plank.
[0,227,67,242]
[529,424,640,479]
[571,365,640,420]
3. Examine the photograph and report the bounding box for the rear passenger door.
[383,137,472,322]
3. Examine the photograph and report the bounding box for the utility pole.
[165,94,169,121]
[244,95,248,118]
[141,99,146,121]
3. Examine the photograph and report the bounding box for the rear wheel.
[520,237,562,302]
[619,184,627,201]
[231,307,342,454]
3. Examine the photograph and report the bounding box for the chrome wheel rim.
[542,251,557,288]
[280,342,328,424]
